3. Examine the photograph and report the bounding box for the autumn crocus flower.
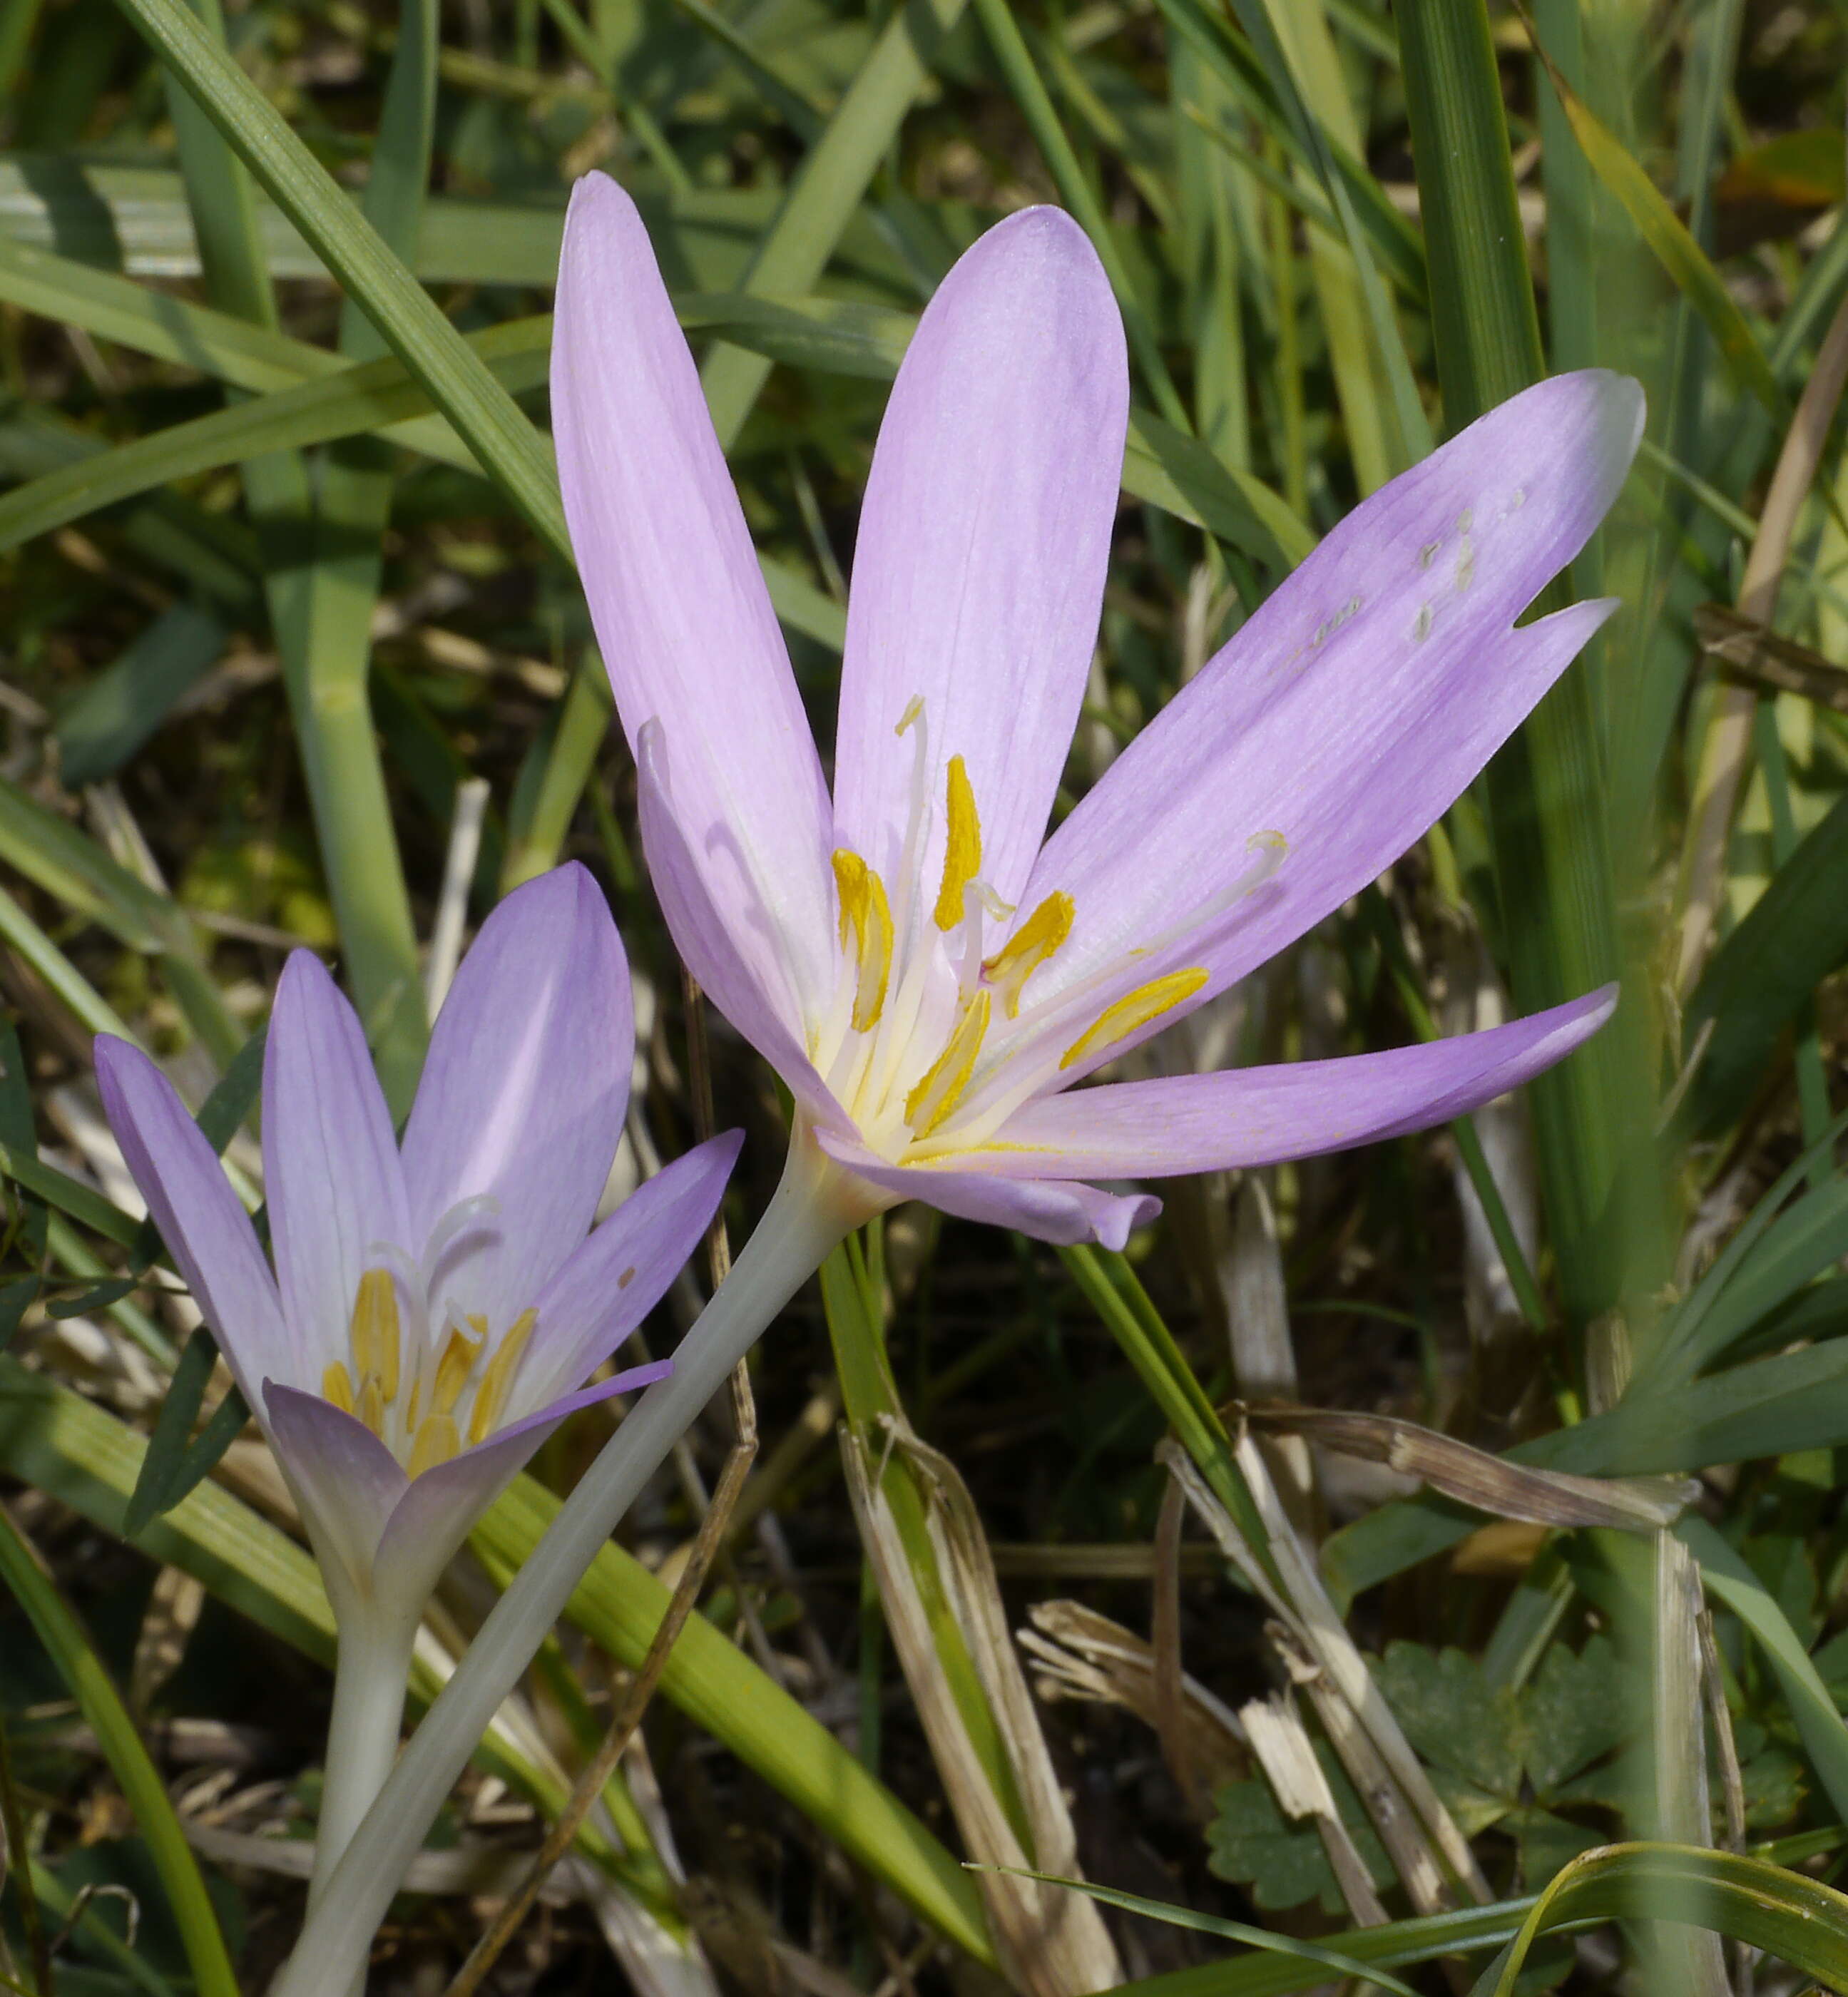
[552,176,1640,1247]
[95,863,739,1895]
[258,197,1650,1989]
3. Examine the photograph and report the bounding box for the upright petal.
[832,208,1128,924]
[553,171,834,1028]
[370,1362,669,1610]
[263,1384,408,1610]
[812,1127,1159,1250]
[1016,374,1643,1069]
[401,865,631,1333]
[638,724,846,1127]
[514,1131,742,1419]
[94,1038,289,1401]
[986,989,1616,1177]
[263,953,412,1372]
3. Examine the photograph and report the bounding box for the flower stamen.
[904,989,992,1138]
[1059,968,1210,1071]
[832,850,894,1032]
[468,1307,538,1445]
[984,891,1074,1018]
[408,1412,461,1477]
[349,1267,402,1405]
[933,755,983,931]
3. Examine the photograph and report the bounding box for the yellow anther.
[895,693,925,736]
[432,1320,485,1417]
[832,849,894,1032]
[405,1377,423,1432]
[468,1308,538,1446]
[904,989,992,1139]
[322,1361,355,1415]
[1059,968,1210,1071]
[407,1412,461,1478]
[984,891,1075,1017]
[349,1268,401,1404]
[357,1372,385,1436]
[932,755,983,932]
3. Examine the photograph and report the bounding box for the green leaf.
[1375,1643,1524,1798]
[1205,1747,1392,1917]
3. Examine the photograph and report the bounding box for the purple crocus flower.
[95,864,739,1623]
[551,174,1640,1252]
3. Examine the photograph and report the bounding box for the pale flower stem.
[271,1133,869,1997]
[307,1609,418,1915]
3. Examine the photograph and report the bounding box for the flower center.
[319,1201,537,1475]
[815,698,1282,1166]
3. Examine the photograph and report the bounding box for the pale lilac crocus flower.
[270,193,1648,1991]
[95,863,739,1902]
[551,175,1641,1248]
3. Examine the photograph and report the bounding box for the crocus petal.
[812,1127,1159,1250]
[371,1362,670,1610]
[514,1130,742,1419]
[94,1037,289,1402]
[637,722,846,1127]
[985,988,1617,1178]
[262,952,412,1374]
[553,170,834,1027]
[832,208,1128,923]
[1018,373,1643,1069]
[263,1383,408,1608]
[401,864,631,1334]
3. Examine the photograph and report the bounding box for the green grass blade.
[1095,1898,1545,1995]
[697,0,967,448]
[973,1866,1419,1993]
[1484,1842,1848,1996]
[1398,0,1663,1332]
[111,0,568,554]
[0,1501,239,1997]
[1679,784,1848,1137]
[1525,11,1782,418]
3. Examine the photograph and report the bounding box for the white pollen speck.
[1414,603,1433,642]
[1456,544,1476,594]
[1456,507,1474,533]
[1419,541,1439,571]
[1510,486,1526,510]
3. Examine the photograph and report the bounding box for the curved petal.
[812,1126,1159,1250]
[515,1130,742,1419]
[553,171,834,1026]
[401,864,631,1332]
[832,208,1128,925]
[986,988,1617,1177]
[263,952,410,1374]
[94,1037,288,1401]
[1016,372,1643,1071]
[263,1383,407,1609]
[638,722,845,1127]
[371,1361,670,1609]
